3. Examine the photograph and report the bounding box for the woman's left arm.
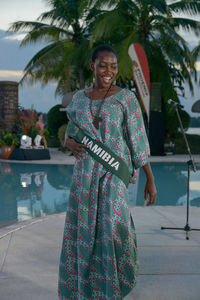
[123,91,157,206]
[142,162,157,206]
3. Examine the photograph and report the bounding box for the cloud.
[0,0,47,31]
[195,62,200,71]
[0,70,24,80]
[0,30,59,113]
[0,29,46,70]
[0,29,26,41]
[3,33,26,41]
[19,83,61,113]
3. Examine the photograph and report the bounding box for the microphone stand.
[161,105,199,240]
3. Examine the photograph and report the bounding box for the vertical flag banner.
[128,43,150,121]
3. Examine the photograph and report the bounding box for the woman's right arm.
[65,138,88,161]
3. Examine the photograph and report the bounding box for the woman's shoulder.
[117,88,138,104]
[66,89,87,110]
[71,89,88,102]
[121,88,136,97]
[115,88,142,116]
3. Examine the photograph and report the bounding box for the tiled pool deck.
[0,149,200,300]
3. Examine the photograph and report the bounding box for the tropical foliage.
[9,0,200,96]
[0,129,19,147]
[9,0,104,94]
[47,104,68,135]
[16,108,39,139]
[58,123,68,148]
[9,0,200,137]
[93,0,200,86]
[91,0,200,136]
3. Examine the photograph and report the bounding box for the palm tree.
[92,1,200,95]
[9,0,102,95]
[91,0,200,135]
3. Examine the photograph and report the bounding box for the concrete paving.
[0,150,200,299]
[0,206,200,300]
[1,148,200,165]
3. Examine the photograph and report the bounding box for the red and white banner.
[128,43,150,121]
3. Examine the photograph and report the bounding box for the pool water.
[0,161,200,227]
[129,162,200,207]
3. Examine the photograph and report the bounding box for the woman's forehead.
[96,51,117,62]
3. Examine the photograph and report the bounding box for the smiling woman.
[58,45,157,299]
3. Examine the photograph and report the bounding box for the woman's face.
[90,51,118,89]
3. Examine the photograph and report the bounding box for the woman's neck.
[93,84,113,92]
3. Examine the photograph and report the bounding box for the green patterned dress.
[58,88,150,299]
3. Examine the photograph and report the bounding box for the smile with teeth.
[103,76,112,83]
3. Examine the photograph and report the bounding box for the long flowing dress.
[58,88,150,299]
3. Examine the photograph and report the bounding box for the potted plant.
[0,129,20,159]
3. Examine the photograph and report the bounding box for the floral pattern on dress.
[58,89,150,299]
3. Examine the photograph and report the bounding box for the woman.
[58,45,157,299]
[35,113,47,149]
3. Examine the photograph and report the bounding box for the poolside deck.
[0,149,200,299]
[0,206,200,300]
[1,147,200,164]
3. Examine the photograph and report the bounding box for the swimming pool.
[0,161,199,227]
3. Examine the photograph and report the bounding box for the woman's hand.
[65,138,88,160]
[142,162,157,206]
[144,179,157,206]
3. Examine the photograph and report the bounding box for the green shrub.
[47,136,60,147]
[43,128,50,141]
[47,105,68,136]
[0,129,20,147]
[164,106,191,138]
[58,124,68,146]
[170,133,200,154]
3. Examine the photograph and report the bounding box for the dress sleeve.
[123,90,150,169]
[64,92,78,141]
[65,94,77,122]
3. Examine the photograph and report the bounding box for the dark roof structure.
[192,100,200,113]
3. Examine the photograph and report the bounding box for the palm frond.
[20,25,71,47]
[192,43,200,60]
[104,31,140,83]
[8,21,48,32]
[92,9,133,41]
[169,1,200,16]
[92,0,118,9]
[171,17,200,36]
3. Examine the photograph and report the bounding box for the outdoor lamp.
[34,135,44,149]
[20,135,32,148]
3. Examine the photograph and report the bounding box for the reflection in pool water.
[0,162,73,227]
[0,162,200,227]
[132,162,200,206]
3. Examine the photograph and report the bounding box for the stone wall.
[0,81,19,130]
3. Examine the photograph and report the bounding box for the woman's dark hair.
[37,113,42,120]
[91,45,117,62]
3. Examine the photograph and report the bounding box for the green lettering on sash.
[91,144,102,155]
[102,152,111,162]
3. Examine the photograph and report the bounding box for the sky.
[0,0,200,115]
[0,0,60,113]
